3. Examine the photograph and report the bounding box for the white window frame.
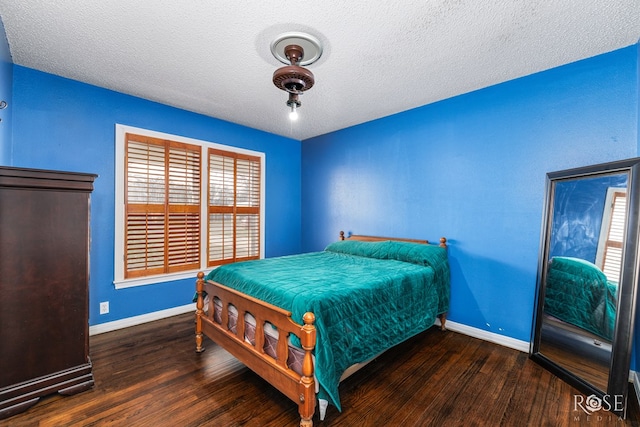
[114,124,265,289]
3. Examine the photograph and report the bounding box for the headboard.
[339,231,447,248]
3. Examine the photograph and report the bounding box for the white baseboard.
[92,308,530,350]
[437,318,530,353]
[89,303,195,336]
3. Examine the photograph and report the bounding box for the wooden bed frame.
[194,231,448,426]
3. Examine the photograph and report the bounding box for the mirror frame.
[531,157,640,418]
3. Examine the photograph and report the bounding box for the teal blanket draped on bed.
[544,256,617,341]
[204,240,450,411]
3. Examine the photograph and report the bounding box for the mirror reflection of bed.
[540,254,618,390]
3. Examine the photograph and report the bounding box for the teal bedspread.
[544,256,617,341]
[204,240,450,410]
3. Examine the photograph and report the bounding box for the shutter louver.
[169,145,201,205]
[236,213,260,259]
[209,154,235,206]
[236,158,260,208]
[167,212,200,270]
[126,212,165,276]
[208,213,234,262]
[127,140,165,204]
[167,143,201,272]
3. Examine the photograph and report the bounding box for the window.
[596,188,627,283]
[208,148,261,266]
[125,135,201,277]
[115,125,265,289]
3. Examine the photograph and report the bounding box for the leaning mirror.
[531,158,640,418]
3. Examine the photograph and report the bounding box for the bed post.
[195,272,205,353]
[339,230,345,240]
[438,313,447,331]
[298,312,316,427]
[438,238,448,330]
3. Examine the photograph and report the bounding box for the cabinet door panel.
[0,188,90,387]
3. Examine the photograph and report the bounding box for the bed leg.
[438,313,447,331]
[195,272,206,353]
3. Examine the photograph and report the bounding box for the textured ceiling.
[1,1,639,141]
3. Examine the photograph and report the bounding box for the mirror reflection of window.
[595,188,627,283]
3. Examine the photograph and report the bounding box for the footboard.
[195,272,316,427]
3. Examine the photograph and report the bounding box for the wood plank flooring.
[2,313,638,426]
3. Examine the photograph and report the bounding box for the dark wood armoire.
[0,166,97,419]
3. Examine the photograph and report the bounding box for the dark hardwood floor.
[2,313,638,426]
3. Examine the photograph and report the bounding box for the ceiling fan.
[271,32,322,121]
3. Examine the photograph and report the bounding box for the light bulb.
[289,104,299,121]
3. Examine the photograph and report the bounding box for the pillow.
[548,256,608,287]
[380,240,448,269]
[324,239,448,269]
[324,239,389,259]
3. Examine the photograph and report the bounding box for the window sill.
[113,269,212,290]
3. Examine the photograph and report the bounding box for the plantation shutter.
[125,134,201,278]
[208,148,261,266]
[601,191,626,283]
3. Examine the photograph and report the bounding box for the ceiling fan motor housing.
[273,44,315,94]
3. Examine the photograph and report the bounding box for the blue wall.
[5,39,640,351]
[302,46,639,343]
[10,66,302,325]
[0,16,12,164]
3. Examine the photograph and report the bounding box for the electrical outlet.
[99,301,109,315]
